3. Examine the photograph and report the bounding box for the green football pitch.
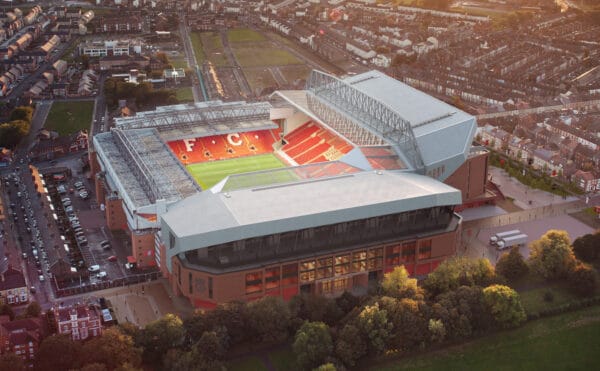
[186,153,292,190]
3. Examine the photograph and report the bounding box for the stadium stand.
[361,146,405,170]
[282,121,353,164]
[168,129,279,164]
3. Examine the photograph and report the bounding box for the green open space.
[170,58,188,69]
[186,153,289,190]
[44,101,94,136]
[233,46,301,67]
[228,356,267,371]
[227,28,266,43]
[518,284,581,315]
[200,32,229,67]
[279,65,312,84]
[372,305,600,371]
[242,67,278,94]
[175,87,194,102]
[190,32,205,64]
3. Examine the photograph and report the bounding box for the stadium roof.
[274,70,476,181]
[94,128,200,209]
[163,171,461,263]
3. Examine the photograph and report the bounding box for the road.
[178,14,202,102]
[219,30,253,98]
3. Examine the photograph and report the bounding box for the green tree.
[423,257,496,297]
[184,301,248,346]
[568,263,599,297]
[246,296,291,343]
[335,323,366,368]
[356,303,393,355]
[0,352,25,371]
[428,318,446,343]
[0,303,15,320]
[528,230,577,280]
[138,314,185,364]
[35,334,82,371]
[0,120,30,148]
[79,363,108,371]
[495,246,529,281]
[381,265,422,300]
[572,232,600,263]
[293,321,333,370]
[162,337,225,371]
[10,106,33,122]
[289,294,343,326]
[314,363,336,371]
[379,296,429,351]
[81,327,142,369]
[25,301,42,318]
[482,285,526,328]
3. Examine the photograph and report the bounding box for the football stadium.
[91,70,492,308]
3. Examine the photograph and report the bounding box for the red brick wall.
[105,197,126,231]
[131,231,156,267]
[445,152,488,203]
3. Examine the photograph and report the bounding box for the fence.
[54,270,161,297]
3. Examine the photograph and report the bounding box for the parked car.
[100,240,111,250]
[108,255,117,262]
[88,265,100,272]
[97,271,107,279]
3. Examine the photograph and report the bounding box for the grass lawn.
[190,32,205,64]
[175,87,194,102]
[268,347,300,371]
[170,58,188,69]
[186,153,289,190]
[519,284,581,315]
[279,65,311,84]
[228,28,266,43]
[233,45,301,67]
[200,32,229,67]
[228,356,268,371]
[243,67,278,94]
[372,305,600,371]
[45,101,94,136]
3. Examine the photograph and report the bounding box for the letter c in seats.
[227,133,242,146]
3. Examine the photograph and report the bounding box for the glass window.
[282,263,298,286]
[245,271,263,294]
[418,240,432,260]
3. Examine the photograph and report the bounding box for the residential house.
[0,267,28,305]
[0,316,43,364]
[55,304,102,341]
[572,170,600,192]
[477,124,511,151]
[29,130,88,161]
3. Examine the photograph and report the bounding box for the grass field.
[175,87,194,102]
[228,28,266,43]
[233,46,301,67]
[45,101,94,136]
[190,32,205,64]
[372,305,600,371]
[200,32,229,67]
[243,67,278,94]
[170,58,188,69]
[186,153,289,190]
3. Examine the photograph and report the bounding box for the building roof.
[0,267,26,291]
[163,171,461,255]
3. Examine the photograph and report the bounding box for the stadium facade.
[90,70,490,308]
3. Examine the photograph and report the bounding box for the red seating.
[282,121,353,165]
[167,129,279,164]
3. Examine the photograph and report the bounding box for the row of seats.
[168,129,279,164]
[282,121,353,165]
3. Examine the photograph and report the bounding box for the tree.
[0,352,25,371]
[35,334,82,371]
[80,363,108,371]
[428,319,446,343]
[0,120,30,148]
[246,296,291,343]
[184,301,248,346]
[335,323,366,367]
[81,327,142,369]
[162,336,225,371]
[568,263,599,297]
[423,257,497,297]
[355,303,393,355]
[495,247,528,281]
[25,301,42,318]
[138,314,185,364]
[289,294,342,326]
[335,291,360,316]
[292,321,333,370]
[9,106,33,122]
[0,303,15,320]
[314,363,336,371]
[572,232,600,263]
[379,296,429,351]
[381,265,422,299]
[528,230,577,280]
[482,285,526,328]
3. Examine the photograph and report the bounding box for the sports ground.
[186,153,291,190]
